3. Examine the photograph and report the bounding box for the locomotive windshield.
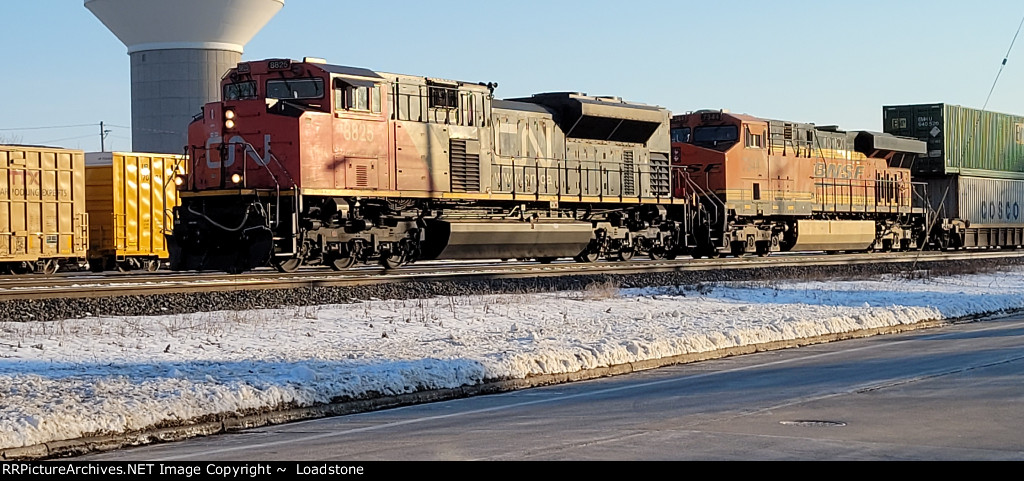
[266,78,325,100]
[693,125,738,146]
[224,81,257,100]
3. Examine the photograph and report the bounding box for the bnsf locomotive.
[170,57,1022,273]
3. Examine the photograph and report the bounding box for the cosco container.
[85,151,186,271]
[0,145,88,274]
[925,175,1024,247]
[882,103,1024,178]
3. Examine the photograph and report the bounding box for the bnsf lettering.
[813,162,865,180]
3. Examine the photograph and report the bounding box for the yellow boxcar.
[0,145,88,274]
[85,151,186,271]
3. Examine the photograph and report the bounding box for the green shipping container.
[882,103,1024,179]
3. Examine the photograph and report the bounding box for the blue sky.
[1,1,1022,152]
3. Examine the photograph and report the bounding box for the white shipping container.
[926,176,1024,227]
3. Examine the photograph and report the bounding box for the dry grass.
[580,280,620,300]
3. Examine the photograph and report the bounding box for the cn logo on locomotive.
[205,134,273,168]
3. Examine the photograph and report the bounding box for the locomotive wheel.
[145,260,161,272]
[617,249,635,262]
[648,249,666,260]
[381,252,404,269]
[274,257,303,273]
[329,256,356,271]
[575,250,600,263]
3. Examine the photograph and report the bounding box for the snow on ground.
[2,267,1024,450]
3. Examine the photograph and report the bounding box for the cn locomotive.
[169,57,1024,273]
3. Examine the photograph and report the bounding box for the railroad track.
[2,250,1022,302]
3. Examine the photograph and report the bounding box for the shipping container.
[882,103,1024,178]
[85,151,186,271]
[0,145,88,274]
[925,175,1024,247]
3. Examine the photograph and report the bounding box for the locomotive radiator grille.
[650,153,670,196]
[623,150,636,197]
[450,139,480,192]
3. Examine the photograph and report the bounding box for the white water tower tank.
[85,0,284,154]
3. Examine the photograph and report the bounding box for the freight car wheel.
[617,249,635,262]
[42,260,59,276]
[145,260,160,272]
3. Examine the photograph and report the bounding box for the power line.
[0,123,99,132]
[982,13,1024,110]
[0,123,131,132]
[37,134,97,144]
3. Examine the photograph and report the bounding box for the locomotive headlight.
[224,110,235,120]
[173,175,185,186]
[224,119,236,130]
[224,110,236,130]
[231,173,243,184]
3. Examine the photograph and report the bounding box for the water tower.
[85,0,284,154]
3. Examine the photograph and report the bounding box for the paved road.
[82,315,1024,461]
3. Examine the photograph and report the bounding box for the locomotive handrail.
[237,140,286,229]
[490,158,664,200]
[674,167,722,230]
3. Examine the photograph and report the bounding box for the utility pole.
[99,121,112,152]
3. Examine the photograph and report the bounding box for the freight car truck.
[0,145,89,274]
[85,151,187,271]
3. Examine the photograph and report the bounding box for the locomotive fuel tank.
[419,219,594,260]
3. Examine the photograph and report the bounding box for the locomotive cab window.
[266,78,324,100]
[224,81,257,100]
[671,127,691,143]
[744,126,763,148]
[334,79,381,113]
[428,85,458,109]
